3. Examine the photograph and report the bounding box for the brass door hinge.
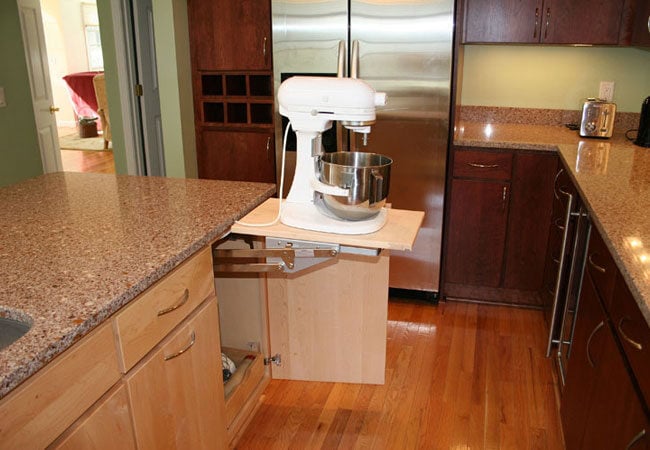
[134,84,143,97]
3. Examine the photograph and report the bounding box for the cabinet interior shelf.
[200,72,273,125]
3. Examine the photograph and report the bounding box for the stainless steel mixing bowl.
[317,152,392,221]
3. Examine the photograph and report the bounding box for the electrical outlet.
[599,81,615,102]
[247,341,260,352]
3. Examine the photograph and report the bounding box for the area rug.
[59,132,111,151]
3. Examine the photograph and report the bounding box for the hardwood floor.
[236,300,565,449]
[60,149,115,174]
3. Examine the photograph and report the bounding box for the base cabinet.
[126,299,227,449]
[561,227,650,450]
[443,148,556,305]
[49,385,136,450]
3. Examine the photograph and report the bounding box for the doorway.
[40,0,115,174]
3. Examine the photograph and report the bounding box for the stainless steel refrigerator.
[271,0,454,294]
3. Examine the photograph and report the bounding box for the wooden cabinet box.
[443,147,556,305]
[462,0,628,44]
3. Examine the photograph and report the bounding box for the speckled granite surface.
[0,173,274,399]
[455,121,650,326]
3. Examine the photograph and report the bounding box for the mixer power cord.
[234,121,291,227]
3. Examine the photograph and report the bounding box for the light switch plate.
[0,87,6,107]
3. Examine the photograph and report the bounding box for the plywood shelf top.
[230,198,424,251]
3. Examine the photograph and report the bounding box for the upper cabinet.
[187,0,271,70]
[631,0,650,46]
[462,0,627,44]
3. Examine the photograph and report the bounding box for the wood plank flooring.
[236,300,565,449]
[60,149,115,174]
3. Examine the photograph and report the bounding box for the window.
[81,3,103,71]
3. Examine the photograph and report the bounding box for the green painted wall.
[0,1,44,187]
[96,0,127,174]
[153,0,197,179]
[461,46,650,112]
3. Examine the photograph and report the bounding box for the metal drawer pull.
[544,7,551,39]
[618,317,643,350]
[626,429,646,449]
[533,7,539,38]
[586,320,605,368]
[467,162,499,169]
[164,331,196,361]
[262,37,267,58]
[588,254,606,273]
[157,288,190,316]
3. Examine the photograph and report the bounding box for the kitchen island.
[455,122,650,326]
[0,172,274,398]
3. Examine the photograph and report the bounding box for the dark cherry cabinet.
[462,0,627,44]
[187,0,276,184]
[561,273,649,450]
[443,148,556,306]
[187,0,271,71]
[632,0,650,46]
[561,225,650,450]
[197,130,275,183]
[445,178,509,287]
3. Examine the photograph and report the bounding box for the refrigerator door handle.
[337,40,346,77]
[351,40,359,78]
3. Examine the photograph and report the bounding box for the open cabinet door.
[17,0,62,173]
[266,250,390,385]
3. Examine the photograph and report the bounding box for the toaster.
[580,98,616,138]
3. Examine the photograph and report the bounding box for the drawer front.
[585,228,617,307]
[114,246,215,371]
[610,274,650,405]
[453,149,513,180]
[0,323,119,449]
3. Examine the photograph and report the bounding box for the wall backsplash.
[460,45,650,112]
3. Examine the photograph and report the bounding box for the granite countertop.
[0,172,275,399]
[455,121,650,326]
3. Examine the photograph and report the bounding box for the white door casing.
[132,0,165,176]
[17,0,62,173]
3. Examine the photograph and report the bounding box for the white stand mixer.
[278,76,387,234]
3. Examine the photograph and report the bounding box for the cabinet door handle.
[467,162,499,169]
[164,331,196,361]
[266,137,271,159]
[263,36,267,59]
[337,40,345,77]
[618,317,643,351]
[501,186,508,211]
[626,429,646,449]
[533,7,539,38]
[157,288,190,316]
[587,253,606,273]
[544,7,551,39]
[586,320,605,368]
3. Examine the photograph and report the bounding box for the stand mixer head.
[278,76,389,234]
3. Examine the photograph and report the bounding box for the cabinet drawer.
[0,323,119,449]
[609,275,650,405]
[113,246,215,371]
[585,228,617,307]
[453,150,513,180]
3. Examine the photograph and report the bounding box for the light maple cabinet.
[49,384,136,450]
[0,246,228,449]
[462,0,627,44]
[125,299,227,449]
